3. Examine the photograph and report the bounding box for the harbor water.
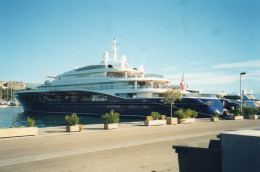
[0,107,142,128]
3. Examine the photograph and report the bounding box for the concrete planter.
[0,127,38,138]
[249,115,258,120]
[104,123,118,130]
[166,117,177,125]
[231,116,244,120]
[211,117,219,122]
[145,120,166,126]
[177,118,196,124]
[66,125,80,132]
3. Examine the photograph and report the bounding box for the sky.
[0,0,259,95]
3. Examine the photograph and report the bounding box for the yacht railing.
[106,74,164,79]
[39,85,168,91]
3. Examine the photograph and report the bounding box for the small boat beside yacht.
[221,90,259,110]
[242,90,260,108]
[15,38,223,117]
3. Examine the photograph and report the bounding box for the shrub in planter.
[146,116,154,121]
[145,113,166,126]
[151,112,161,120]
[0,117,38,138]
[27,116,35,127]
[175,109,196,124]
[231,108,244,120]
[161,115,166,120]
[65,114,80,132]
[65,113,79,126]
[174,109,186,119]
[243,107,259,118]
[232,108,242,116]
[102,109,120,124]
[102,109,120,129]
[79,124,84,131]
[211,112,220,122]
[212,112,220,118]
[186,109,193,118]
[190,110,198,118]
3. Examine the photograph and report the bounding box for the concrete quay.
[1,119,260,172]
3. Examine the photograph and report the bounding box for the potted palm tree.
[102,109,120,129]
[144,112,167,126]
[163,88,181,125]
[65,113,82,132]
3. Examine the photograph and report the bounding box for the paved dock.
[1,119,260,172]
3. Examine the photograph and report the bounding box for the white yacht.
[242,90,260,107]
[15,38,223,117]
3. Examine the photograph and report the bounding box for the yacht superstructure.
[242,90,260,107]
[15,38,223,117]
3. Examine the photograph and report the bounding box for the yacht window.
[115,93,126,98]
[108,64,113,68]
[152,94,160,98]
[100,83,114,90]
[127,93,136,98]
[69,96,78,102]
[54,96,62,102]
[81,96,91,102]
[91,95,107,101]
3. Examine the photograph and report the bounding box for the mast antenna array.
[111,37,118,61]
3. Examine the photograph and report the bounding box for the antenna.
[111,37,118,61]
[44,62,46,83]
[130,37,135,67]
[142,42,147,68]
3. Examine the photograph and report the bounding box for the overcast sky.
[0,0,259,95]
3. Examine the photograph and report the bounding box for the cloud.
[166,70,260,86]
[188,60,208,66]
[213,60,260,68]
[181,15,189,37]
[162,66,179,72]
[247,70,260,75]
[194,67,209,71]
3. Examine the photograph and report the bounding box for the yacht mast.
[111,37,118,61]
[44,62,46,83]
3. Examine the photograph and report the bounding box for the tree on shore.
[163,88,182,118]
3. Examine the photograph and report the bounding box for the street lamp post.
[240,72,246,112]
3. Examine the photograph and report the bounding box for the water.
[0,107,143,128]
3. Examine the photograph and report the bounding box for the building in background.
[0,81,26,90]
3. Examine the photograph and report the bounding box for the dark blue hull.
[15,90,223,118]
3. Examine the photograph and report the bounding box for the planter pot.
[249,115,258,120]
[166,117,177,125]
[66,125,80,132]
[0,127,38,138]
[211,117,219,122]
[231,116,244,120]
[104,123,118,130]
[145,120,166,126]
[177,118,196,124]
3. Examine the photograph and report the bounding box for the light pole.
[240,72,246,112]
